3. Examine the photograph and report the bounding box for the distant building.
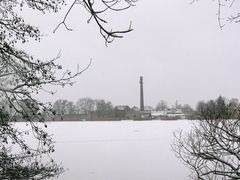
[166,109,186,119]
[132,106,139,112]
[115,105,131,111]
[151,108,187,120]
[151,111,167,119]
[134,111,152,120]
[114,105,132,119]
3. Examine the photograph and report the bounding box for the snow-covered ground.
[36,120,191,180]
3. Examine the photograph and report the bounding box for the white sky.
[21,0,240,109]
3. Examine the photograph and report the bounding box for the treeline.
[196,96,240,119]
[2,96,236,121]
[1,96,237,120]
[52,98,196,116]
[52,98,114,117]
[52,96,240,119]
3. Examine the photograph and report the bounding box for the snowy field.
[31,120,192,180]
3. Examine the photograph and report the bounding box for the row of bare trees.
[52,98,196,116]
[52,98,113,117]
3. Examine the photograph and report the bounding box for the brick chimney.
[140,76,144,111]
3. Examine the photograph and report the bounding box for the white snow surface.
[19,120,192,180]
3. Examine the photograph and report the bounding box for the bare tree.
[156,100,168,111]
[180,104,195,115]
[172,96,240,180]
[0,0,134,179]
[192,0,240,28]
[76,97,95,114]
[53,99,76,115]
[95,99,114,117]
[66,101,77,115]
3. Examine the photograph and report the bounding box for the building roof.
[115,105,130,111]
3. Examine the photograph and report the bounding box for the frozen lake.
[38,120,192,180]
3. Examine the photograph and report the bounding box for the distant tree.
[229,98,239,106]
[180,104,195,115]
[76,98,95,114]
[196,96,238,120]
[53,99,68,115]
[196,100,206,115]
[53,99,76,115]
[228,98,240,118]
[172,96,240,179]
[156,100,168,111]
[66,101,76,115]
[95,99,114,117]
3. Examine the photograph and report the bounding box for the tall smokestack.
[140,76,144,111]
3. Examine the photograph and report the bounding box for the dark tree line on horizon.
[52,96,240,117]
[53,98,114,117]
[51,97,204,117]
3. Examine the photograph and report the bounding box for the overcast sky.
[21,0,240,109]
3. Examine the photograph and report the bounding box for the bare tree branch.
[191,0,240,28]
[54,0,136,44]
